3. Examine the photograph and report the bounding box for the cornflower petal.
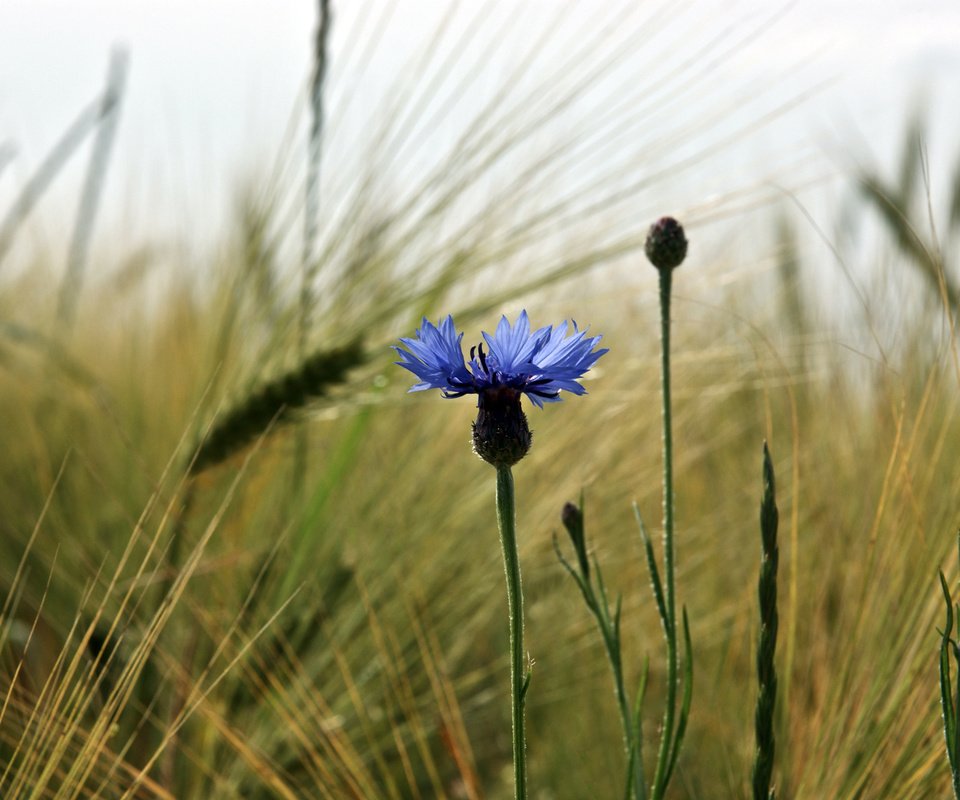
[483,310,553,374]
[393,316,474,393]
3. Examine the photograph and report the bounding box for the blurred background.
[3,1,959,259]
[1,2,959,798]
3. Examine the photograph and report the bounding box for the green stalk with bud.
[557,217,691,800]
[645,216,692,800]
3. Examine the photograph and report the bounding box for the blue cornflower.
[395,310,607,466]
[394,309,607,407]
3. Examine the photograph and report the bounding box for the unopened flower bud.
[645,216,687,271]
[561,501,589,578]
[561,502,582,532]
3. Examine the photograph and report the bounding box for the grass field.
[2,6,960,799]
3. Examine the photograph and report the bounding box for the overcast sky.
[1,0,959,257]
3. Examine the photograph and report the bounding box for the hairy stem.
[652,267,678,798]
[496,465,528,800]
[602,617,645,799]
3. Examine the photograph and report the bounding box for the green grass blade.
[940,571,957,769]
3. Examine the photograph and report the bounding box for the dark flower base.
[472,389,532,467]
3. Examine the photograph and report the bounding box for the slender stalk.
[938,534,960,798]
[299,0,332,350]
[295,0,333,496]
[953,678,960,800]
[495,465,528,800]
[652,266,678,798]
[752,443,779,800]
[600,610,645,800]
[58,49,127,332]
[557,504,645,798]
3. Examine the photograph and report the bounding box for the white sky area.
[1,0,959,265]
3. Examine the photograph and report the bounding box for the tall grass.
[2,3,960,798]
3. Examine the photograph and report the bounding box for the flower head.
[394,310,607,467]
[394,309,607,408]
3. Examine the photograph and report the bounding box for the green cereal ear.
[190,338,364,475]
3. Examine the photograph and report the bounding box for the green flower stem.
[652,266,678,799]
[496,465,528,800]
